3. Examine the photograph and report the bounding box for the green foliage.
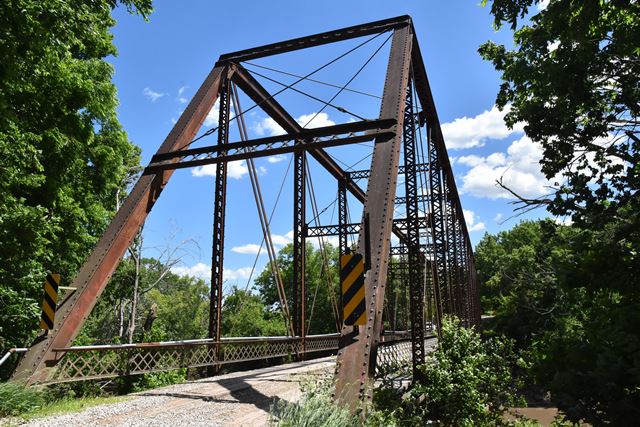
[370,316,524,426]
[255,243,340,335]
[222,287,287,337]
[476,216,640,424]
[479,0,639,227]
[130,369,186,392]
[0,0,151,363]
[80,260,209,344]
[270,377,357,427]
[0,381,44,417]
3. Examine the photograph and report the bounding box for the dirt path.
[23,357,336,427]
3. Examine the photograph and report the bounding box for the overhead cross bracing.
[11,15,480,409]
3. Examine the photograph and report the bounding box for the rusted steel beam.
[144,132,393,173]
[305,217,429,238]
[12,64,232,385]
[346,163,429,180]
[151,118,395,164]
[334,23,413,407]
[217,15,411,64]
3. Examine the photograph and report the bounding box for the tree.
[0,0,152,354]
[80,260,209,344]
[479,0,639,227]
[475,219,640,424]
[221,287,286,337]
[254,243,341,336]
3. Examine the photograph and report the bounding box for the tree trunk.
[127,252,140,344]
[118,298,126,339]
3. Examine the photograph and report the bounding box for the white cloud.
[177,85,189,104]
[271,231,293,246]
[441,105,524,150]
[296,112,335,128]
[172,262,254,282]
[463,209,486,232]
[267,155,286,164]
[494,213,503,222]
[204,99,221,127]
[232,244,264,255]
[143,87,167,102]
[459,135,550,200]
[192,160,249,179]
[537,0,550,11]
[223,267,254,281]
[204,99,236,127]
[309,236,340,249]
[171,262,210,281]
[252,117,285,136]
[258,166,267,176]
[251,112,335,137]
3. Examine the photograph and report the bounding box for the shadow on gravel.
[138,377,293,413]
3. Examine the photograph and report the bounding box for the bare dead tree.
[125,227,200,343]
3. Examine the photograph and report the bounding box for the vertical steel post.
[402,78,425,380]
[209,77,230,348]
[293,151,306,344]
[445,181,459,319]
[337,179,348,325]
[427,124,445,330]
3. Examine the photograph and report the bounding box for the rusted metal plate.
[218,15,411,64]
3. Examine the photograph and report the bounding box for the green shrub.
[0,381,45,417]
[270,377,356,427]
[130,369,186,392]
[370,316,526,426]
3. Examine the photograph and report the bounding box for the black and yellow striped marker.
[341,252,366,326]
[39,273,60,330]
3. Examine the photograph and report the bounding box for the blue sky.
[109,0,556,289]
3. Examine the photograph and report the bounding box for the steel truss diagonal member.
[334,23,413,407]
[13,65,233,385]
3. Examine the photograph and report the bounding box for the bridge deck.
[24,357,335,427]
[22,338,437,427]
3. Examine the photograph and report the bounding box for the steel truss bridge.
[12,15,480,408]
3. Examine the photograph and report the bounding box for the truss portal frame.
[13,16,480,408]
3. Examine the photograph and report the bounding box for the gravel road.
[20,357,336,427]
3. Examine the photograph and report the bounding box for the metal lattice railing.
[43,334,341,385]
[34,332,429,385]
[375,336,437,381]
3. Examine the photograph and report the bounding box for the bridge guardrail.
[27,331,418,385]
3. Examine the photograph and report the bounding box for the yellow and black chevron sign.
[341,252,366,326]
[39,273,60,330]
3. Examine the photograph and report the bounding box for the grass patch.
[19,395,130,420]
[0,381,131,422]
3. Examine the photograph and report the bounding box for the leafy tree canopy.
[0,0,151,352]
[476,218,640,424]
[479,0,639,226]
[255,243,341,335]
